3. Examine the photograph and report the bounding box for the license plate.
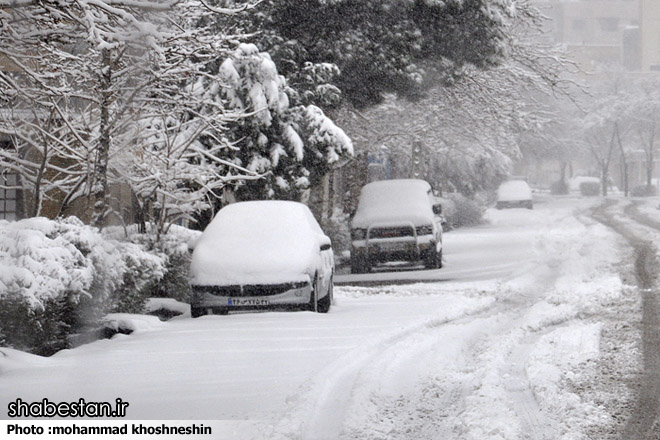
[379,242,408,252]
[228,298,270,306]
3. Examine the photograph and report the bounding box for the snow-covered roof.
[351,179,435,229]
[190,201,326,286]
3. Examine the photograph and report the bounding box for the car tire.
[317,276,332,314]
[190,306,205,318]
[527,201,533,210]
[424,247,441,270]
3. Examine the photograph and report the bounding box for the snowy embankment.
[0,197,640,440]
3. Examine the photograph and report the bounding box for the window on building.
[0,171,19,220]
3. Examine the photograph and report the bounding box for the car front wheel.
[424,247,442,269]
[308,276,319,312]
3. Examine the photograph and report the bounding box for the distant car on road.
[496,180,533,209]
[350,179,443,273]
[189,201,334,316]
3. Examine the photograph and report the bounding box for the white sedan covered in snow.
[496,180,533,210]
[189,201,334,316]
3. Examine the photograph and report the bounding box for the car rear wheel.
[317,276,332,313]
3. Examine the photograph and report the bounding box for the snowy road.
[335,201,541,285]
[1,196,652,439]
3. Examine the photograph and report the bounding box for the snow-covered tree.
[212,43,353,201]
[0,0,259,229]
[241,0,516,107]
[627,77,660,189]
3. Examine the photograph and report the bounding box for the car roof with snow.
[351,179,435,228]
[497,180,532,201]
[190,201,326,286]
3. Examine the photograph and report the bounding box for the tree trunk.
[321,172,330,223]
[647,143,654,188]
[92,49,112,228]
[615,122,629,197]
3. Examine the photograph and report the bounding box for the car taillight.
[416,225,433,235]
[351,228,366,240]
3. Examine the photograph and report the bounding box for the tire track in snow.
[501,335,555,440]
[268,301,497,440]
[593,200,660,440]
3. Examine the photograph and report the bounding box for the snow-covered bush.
[550,180,569,195]
[441,193,486,230]
[579,181,600,196]
[105,224,202,303]
[322,208,352,257]
[631,184,657,197]
[0,217,167,354]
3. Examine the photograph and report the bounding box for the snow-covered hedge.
[104,224,201,302]
[0,217,182,355]
[439,193,486,230]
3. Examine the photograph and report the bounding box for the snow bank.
[0,347,52,375]
[527,324,609,440]
[145,298,191,316]
[102,314,165,334]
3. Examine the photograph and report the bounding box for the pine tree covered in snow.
[233,0,515,108]
[211,43,353,200]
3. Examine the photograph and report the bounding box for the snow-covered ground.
[0,196,645,439]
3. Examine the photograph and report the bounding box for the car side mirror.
[187,236,200,253]
[319,235,332,251]
[432,204,442,215]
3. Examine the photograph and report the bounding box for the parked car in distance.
[350,179,443,273]
[189,201,334,316]
[496,180,533,209]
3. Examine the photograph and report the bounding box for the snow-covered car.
[350,179,443,273]
[496,180,533,209]
[189,201,334,316]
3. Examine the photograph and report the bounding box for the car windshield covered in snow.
[189,201,334,315]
